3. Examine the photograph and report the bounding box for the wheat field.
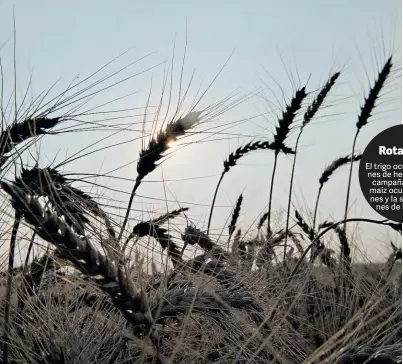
[0,5,402,363]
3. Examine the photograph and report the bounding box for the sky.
[0,0,401,263]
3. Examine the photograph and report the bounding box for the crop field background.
[0,1,402,363]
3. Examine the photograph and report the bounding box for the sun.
[167,138,177,148]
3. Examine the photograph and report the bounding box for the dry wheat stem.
[282,130,304,263]
[282,131,306,262]
[22,231,36,274]
[2,212,21,364]
[266,152,278,238]
[266,87,307,238]
[343,130,360,232]
[283,73,340,262]
[343,57,393,231]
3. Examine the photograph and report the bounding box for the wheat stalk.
[344,57,393,229]
[313,154,362,228]
[118,111,201,242]
[266,87,307,237]
[207,140,280,234]
[283,73,340,261]
[2,211,21,364]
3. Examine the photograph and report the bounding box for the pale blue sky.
[0,0,401,262]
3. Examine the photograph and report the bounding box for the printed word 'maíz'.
[379,146,403,155]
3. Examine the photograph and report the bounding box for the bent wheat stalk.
[207,140,278,234]
[313,153,362,229]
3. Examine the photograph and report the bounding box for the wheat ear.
[125,207,189,246]
[182,224,218,251]
[0,117,61,170]
[227,193,243,245]
[14,165,117,239]
[118,111,201,242]
[124,207,189,267]
[1,182,151,334]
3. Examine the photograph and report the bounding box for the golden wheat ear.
[118,111,202,242]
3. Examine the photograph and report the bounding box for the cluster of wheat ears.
[0,38,401,364]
